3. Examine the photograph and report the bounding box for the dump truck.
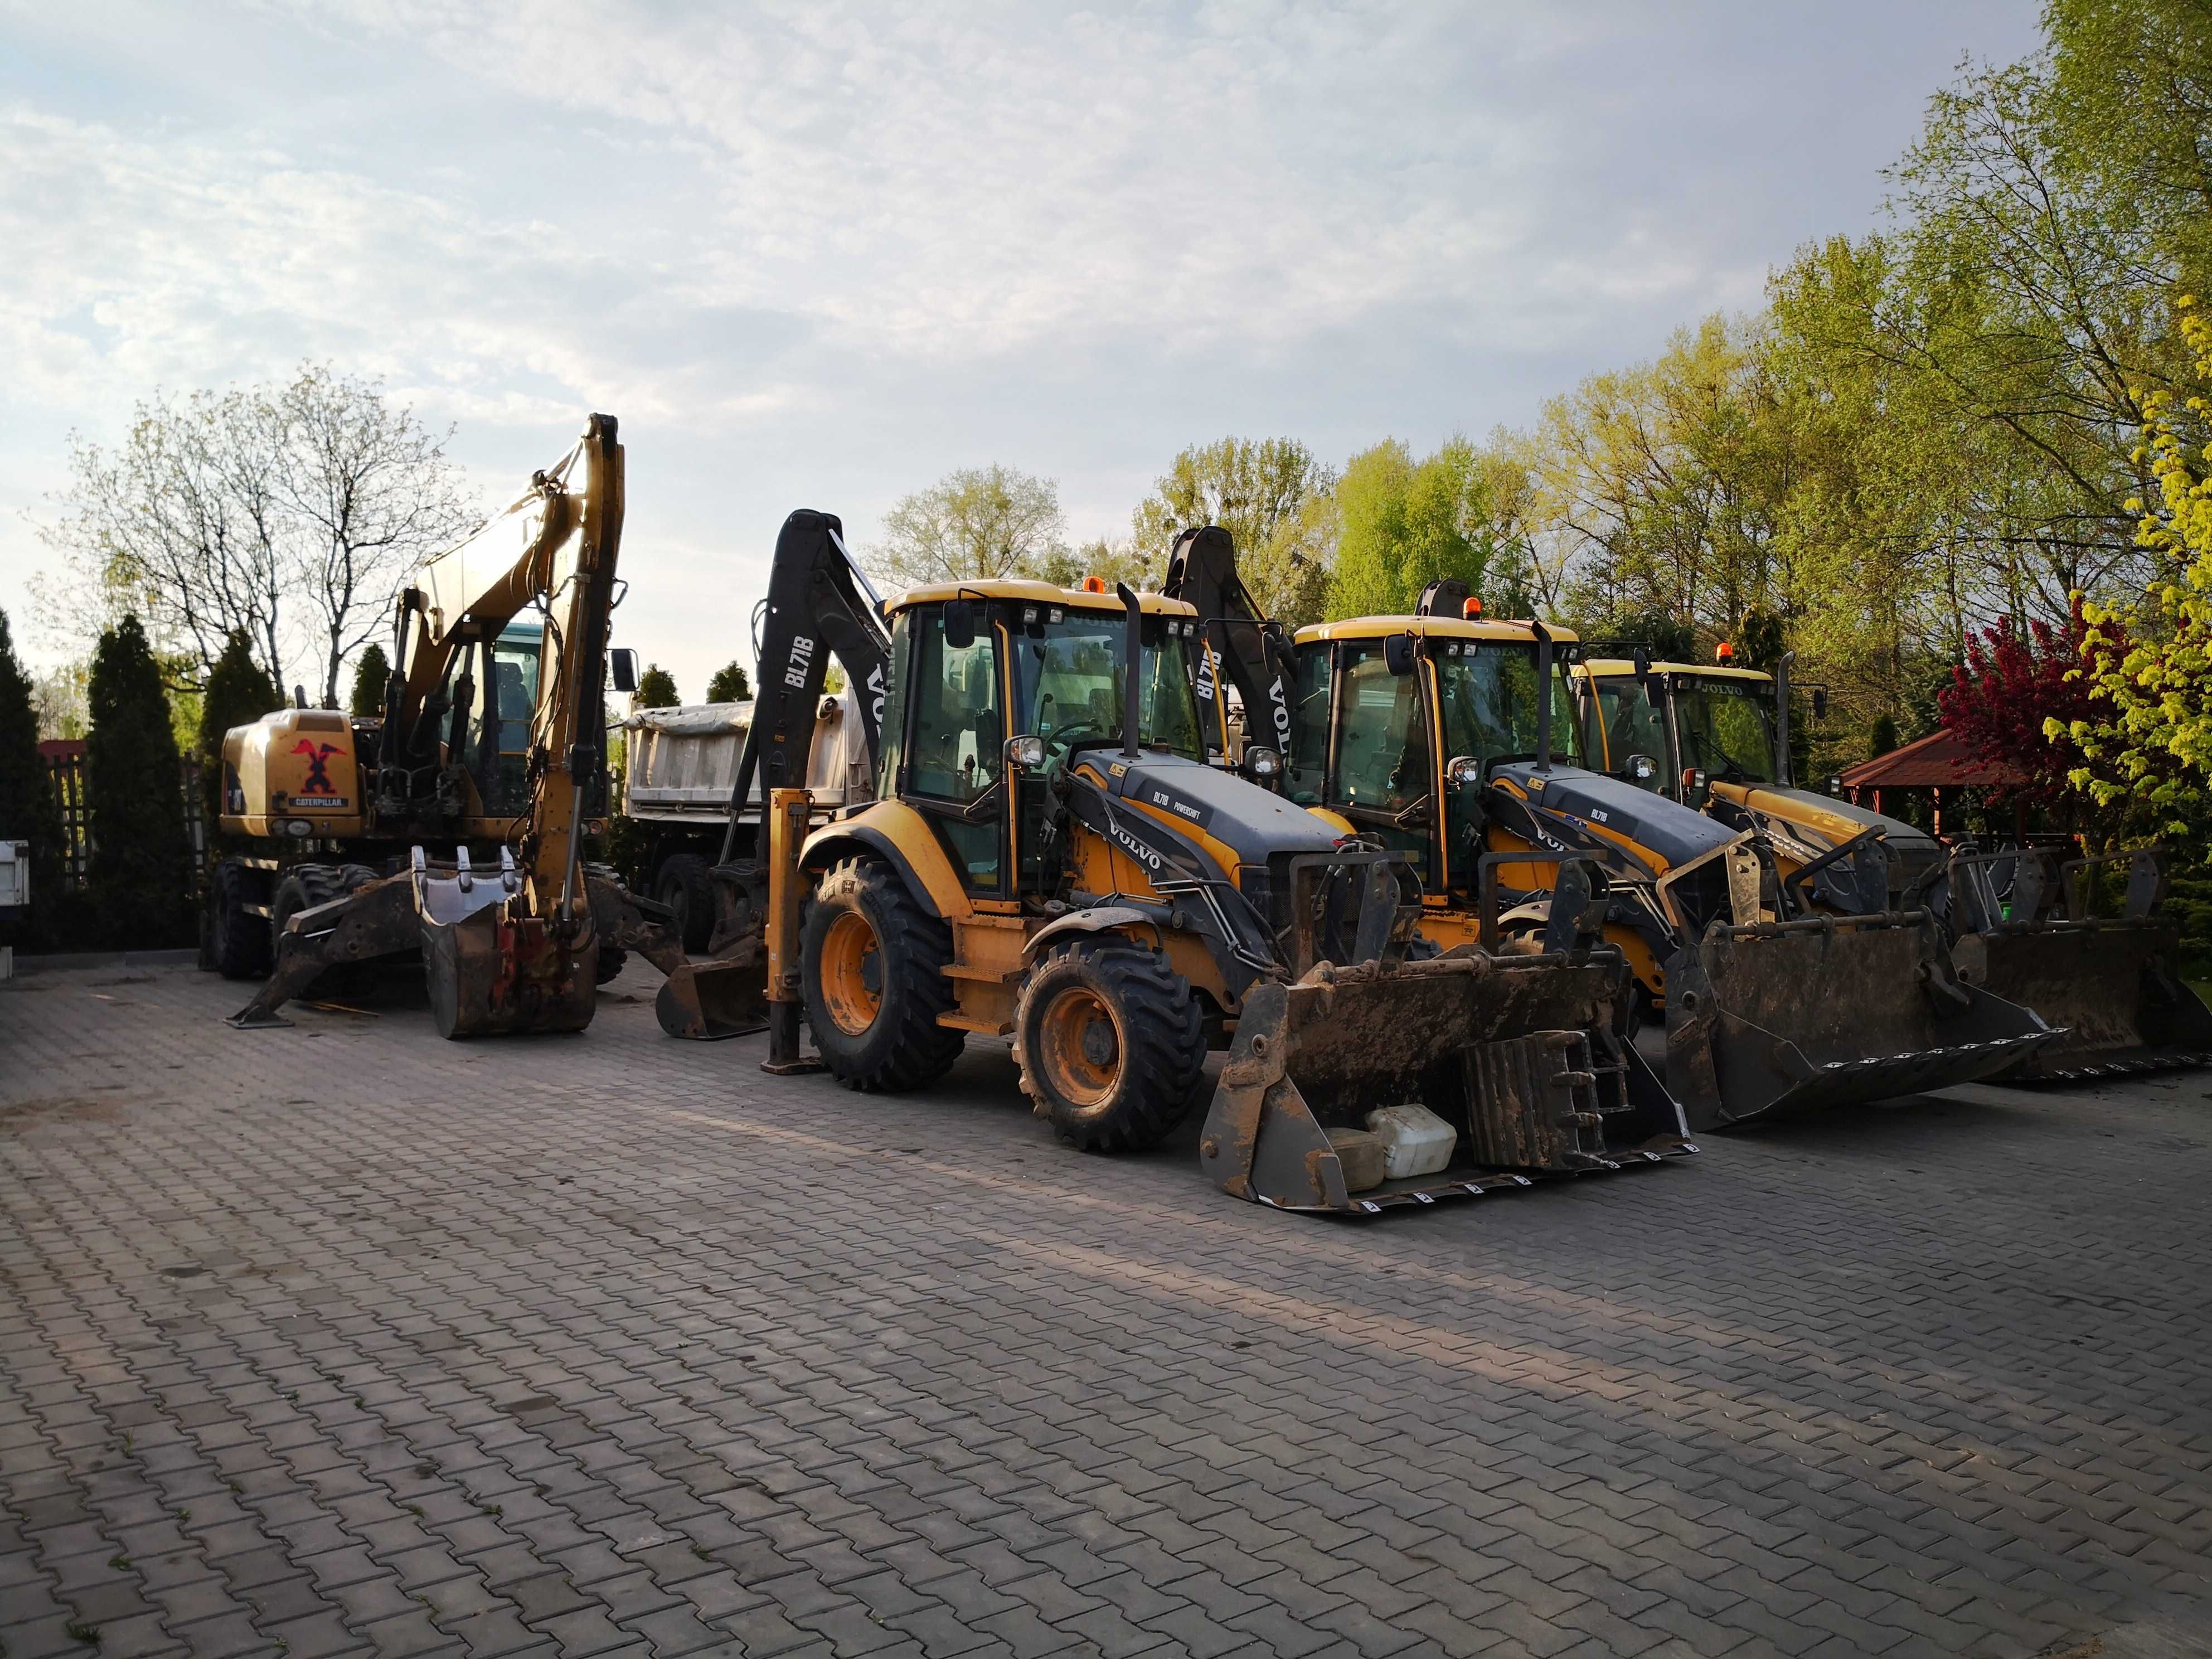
[1576,649,2212,1080]
[1166,537,2053,1129]
[653,511,1693,1212]
[622,691,872,952]
[215,414,681,1037]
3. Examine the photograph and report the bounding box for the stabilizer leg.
[227,875,420,1030]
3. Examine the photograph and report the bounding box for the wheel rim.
[818,910,884,1036]
[1037,984,1123,1107]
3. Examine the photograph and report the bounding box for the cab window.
[1331,644,1428,814]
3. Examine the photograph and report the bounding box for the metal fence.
[40,748,207,891]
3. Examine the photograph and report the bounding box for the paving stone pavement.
[3,959,2211,1659]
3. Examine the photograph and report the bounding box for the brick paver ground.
[3,958,2210,1659]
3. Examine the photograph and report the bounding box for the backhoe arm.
[1161,526,1296,764]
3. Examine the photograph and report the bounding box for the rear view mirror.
[944,599,977,651]
[1632,647,1651,681]
[1446,755,1483,788]
[1384,634,1417,677]
[1812,686,1829,721]
[608,648,638,695]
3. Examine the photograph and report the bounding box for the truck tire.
[655,853,717,954]
[1013,941,1206,1153]
[595,948,628,985]
[210,861,272,980]
[800,857,963,1092]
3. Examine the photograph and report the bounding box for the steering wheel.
[1045,720,1108,755]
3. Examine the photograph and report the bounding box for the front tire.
[655,853,717,954]
[1013,942,1206,1152]
[799,858,964,1091]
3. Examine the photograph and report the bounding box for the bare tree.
[867,464,1069,589]
[273,365,479,707]
[37,364,479,704]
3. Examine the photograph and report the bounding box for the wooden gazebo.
[1835,729,2032,841]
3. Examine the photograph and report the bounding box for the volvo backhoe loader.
[1165,533,2050,1129]
[655,515,1691,1212]
[1576,651,2212,1080]
[219,414,681,1037]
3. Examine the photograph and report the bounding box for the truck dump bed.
[623,689,874,823]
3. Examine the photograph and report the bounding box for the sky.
[1,0,2045,701]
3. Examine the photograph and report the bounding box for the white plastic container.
[1364,1104,1458,1180]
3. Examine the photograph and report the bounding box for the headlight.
[1003,734,1047,771]
[1631,755,1656,781]
[1243,746,1282,780]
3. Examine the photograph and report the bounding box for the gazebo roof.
[1837,727,2026,789]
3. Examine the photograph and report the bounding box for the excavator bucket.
[1951,849,2212,1080]
[654,951,770,1040]
[1199,949,1695,1215]
[1665,913,2056,1130]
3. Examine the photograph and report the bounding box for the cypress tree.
[349,643,392,719]
[197,628,282,825]
[86,615,194,945]
[705,660,751,703]
[0,608,64,945]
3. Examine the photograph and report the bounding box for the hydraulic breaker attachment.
[1952,848,2212,1080]
[1665,910,2055,1131]
[1199,948,1694,1215]
[228,872,421,1030]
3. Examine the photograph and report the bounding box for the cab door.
[900,603,1008,895]
[1322,639,1439,888]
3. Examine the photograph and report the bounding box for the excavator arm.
[1161,526,1297,767]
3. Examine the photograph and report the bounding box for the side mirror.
[1003,734,1046,772]
[1446,755,1483,789]
[609,648,639,695]
[1384,634,1417,677]
[1624,752,1657,784]
[1812,686,1829,721]
[944,599,977,651]
[1632,647,1651,681]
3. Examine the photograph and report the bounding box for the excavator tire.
[800,857,964,1092]
[1013,941,1206,1153]
[654,853,717,954]
[210,861,273,979]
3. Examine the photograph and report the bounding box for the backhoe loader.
[219,414,682,1037]
[1576,651,2212,1080]
[1167,538,2051,1130]
[655,515,1692,1212]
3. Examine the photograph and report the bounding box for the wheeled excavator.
[1167,536,2053,1130]
[1576,650,2212,1080]
[217,414,682,1037]
[653,512,1694,1212]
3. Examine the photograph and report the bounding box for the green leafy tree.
[705,660,751,703]
[196,628,283,826]
[348,643,392,717]
[633,664,680,711]
[866,465,1067,588]
[86,615,193,945]
[1326,438,1497,620]
[1132,438,1335,561]
[1869,714,1900,759]
[0,608,65,943]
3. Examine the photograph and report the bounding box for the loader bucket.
[1665,914,2056,1131]
[415,861,596,1039]
[1199,950,1695,1215]
[654,949,770,1041]
[1956,920,2212,1080]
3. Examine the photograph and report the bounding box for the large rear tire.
[210,861,272,979]
[1013,942,1206,1152]
[800,857,964,1091]
[655,853,717,954]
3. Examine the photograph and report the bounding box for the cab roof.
[1580,657,1772,683]
[1295,615,1582,646]
[888,579,1197,619]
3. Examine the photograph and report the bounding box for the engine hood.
[1493,763,1739,872]
[1083,750,1345,865]
[1719,783,1939,858]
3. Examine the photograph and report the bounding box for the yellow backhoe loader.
[1168,544,2053,1131]
[654,515,1693,1212]
[1576,649,2212,1080]
[217,414,681,1037]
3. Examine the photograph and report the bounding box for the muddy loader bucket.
[1199,950,1695,1215]
[654,950,770,1040]
[413,853,597,1038]
[1665,914,2054,1131]
[1956,921,2212,1080]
